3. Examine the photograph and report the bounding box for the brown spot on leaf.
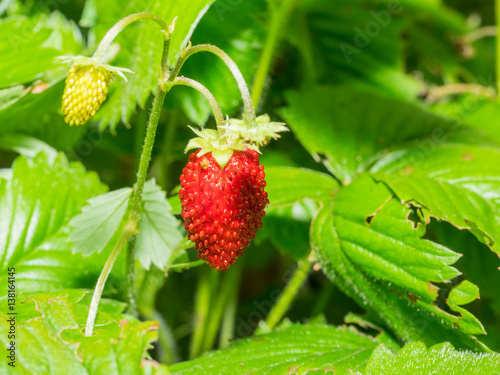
[407,292,418,302]
[462,153,473,161]
[403,166,414,175]
[428,283,438,292]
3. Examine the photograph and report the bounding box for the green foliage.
[264,166,338,206]
[0,11,82,88]
[281,85,455,183]
[91,0,215,131]
[1,0,500,372]
[173,0,265,125]
[170,322,380,374]
[258,166,338,260]
[372,144,500,253]
[0,134,58,159]
[0,289,168,375]
[69,179,183,270]
[0,152,107,293]
[312,175,486,351]
[296,0,420,99]
[69,187,133,256]
[280,84,500,351]
[0,11,85,149]
[135,180,183,270]
[364,341,500,374]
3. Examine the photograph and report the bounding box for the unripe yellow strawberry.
[62,65,112,126]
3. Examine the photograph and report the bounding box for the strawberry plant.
[1,0,500,374]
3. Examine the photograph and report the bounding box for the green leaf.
[260,199,318,260]
[400,0,470,82]
[168,186,182,215]
[0,85,25,110]
[0,152,108,294]
[0,12,82,87]
[372,144,500,254]
[463,100,500,146]
[0,134,57,160]
[297,0,420,99]
[69,187,133,256]
[0,289,168,375]
[254,167,337,260]
[281,85,454,183]
[0,80,62,133]
[93,0,214,131]
[69,179,183,270]
[265,166,338,207]
[0,79,86,151]
[170,322,380,374]
[135,179,183,270]
[312,174,487,351]
[429,220,500,351]
[364,341,500,375]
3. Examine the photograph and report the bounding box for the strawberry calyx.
[185,127,259,169]
[57,55,134,81]
[220,114,288,146]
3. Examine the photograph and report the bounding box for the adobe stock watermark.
[64,128,103,162]
[8,0,72,51]
[383,74,495,184]
[235,267,296,337]
[213,0,244,21]
[340,1,403,63]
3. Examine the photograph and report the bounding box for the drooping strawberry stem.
[167,76,225,126]
[93,13,170,63]
[168,43,257,124]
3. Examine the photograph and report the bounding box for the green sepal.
[221,114,288,146]
[185,127,259,169]
[56,55,134,81]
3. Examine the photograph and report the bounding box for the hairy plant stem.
[85,18,172,336]
[159,109,179,190]
[85,233,129,336]
[126,238,138,316]
[93,13,168,62]
[168,44,256,123]
[265,257,312,331]
[251,0,300,109]
[169,77,225,126]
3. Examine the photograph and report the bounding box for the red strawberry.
[179,149,268,271]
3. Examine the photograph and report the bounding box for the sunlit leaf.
[135,179,183,270]
[313,174,487,351]
[0,289,168,375]
[364,341,500,375]
[170,322,380,374]
[0,152,107,294]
